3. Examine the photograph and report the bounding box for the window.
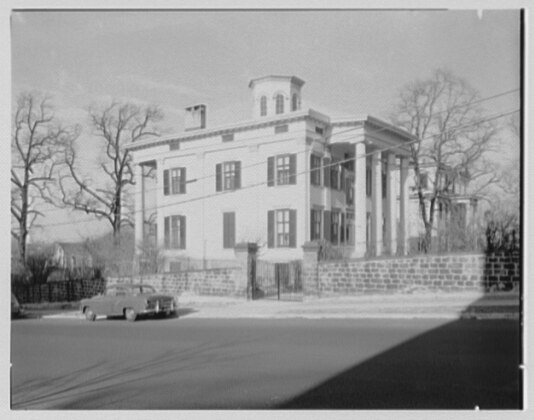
[274,124,288,134]
[222,133,234,142]
[223,212,236,249]
[310,154,322,186]
[267,154,296,186]
[216,161,241,191]
[276,155,291,185]
[164,215,186,249]
[260,96,267,116]
[163,168,186,195]
[267,209,296,248]
[292,93,298,111]
[275,94,284,114]
[277,209,290,247]
[311,209,322,241]
[331,211,340,245]
[223,162,237,190]
[331,163,340,190]
[419,173,429,190]
[315,126,324,135]
[169,141,180,151]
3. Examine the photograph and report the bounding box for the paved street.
[11,316,521,409]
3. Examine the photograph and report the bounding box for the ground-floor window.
[311,209,322,241]
[223,212,236,249]
[268,209,296,248]
[164,215,186,249]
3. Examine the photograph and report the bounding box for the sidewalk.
[40,290,520,320]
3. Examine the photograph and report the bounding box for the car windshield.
[132,285,156,295]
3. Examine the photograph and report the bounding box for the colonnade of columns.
[351,142,409,258]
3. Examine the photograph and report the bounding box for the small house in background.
[405,162,479,253]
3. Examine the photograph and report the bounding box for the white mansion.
[127,75,417,269]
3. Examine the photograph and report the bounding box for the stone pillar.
[234,242,258,299]
[352,142,367,258]
[371,151,383,256]
[385,153,397,255]
[134,163,145,255]
[302,241,321,297]
[399,157,409,255]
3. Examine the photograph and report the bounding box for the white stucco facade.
[127,75,414,269]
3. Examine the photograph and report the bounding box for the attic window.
[315,126,324,135]
[169,142,180,151]
[274,124,288,134]
[222,133,234,142]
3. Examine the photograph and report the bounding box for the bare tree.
[11,93,77,265]
[54,102,163,243]
[391,69,500,252]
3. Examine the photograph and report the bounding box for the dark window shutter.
[339,213,345,242]
[180,168,186,194]
[340,167,345,191]
[267,157,274,186]
[163,170,170,196]
[234,161,241,189]
[289,154,297,184]
[164,216,170,248]
[267,210,275,248]
[323,210,331,241]
[310,210,314,241]
[216,163,222,192]
[179,215,186,249]
[323,158,331,188]
[223,212,236,248]
[289,209,297,248]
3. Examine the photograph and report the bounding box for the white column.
[156,159,165,249]
[134,163,145,253]
[385,153,397,255]
[399,157,409,255]
[371,151,383,256]
[352,142,367,257]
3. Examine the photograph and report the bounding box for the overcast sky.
[10,9,521,243]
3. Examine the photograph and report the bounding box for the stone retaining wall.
[108,266,244,297]
[302,242,520,296]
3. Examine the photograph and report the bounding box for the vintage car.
[80,284,177,322]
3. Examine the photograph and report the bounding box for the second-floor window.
[267,154,297,186]
[310,154,322,186]
[163,168,186,195]
[216,161,241,191]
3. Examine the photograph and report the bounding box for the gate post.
[302,241,321,297]
[234,242,258,300]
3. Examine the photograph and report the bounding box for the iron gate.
[252,260,302,301]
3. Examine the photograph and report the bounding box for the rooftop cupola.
[249,75,305,119]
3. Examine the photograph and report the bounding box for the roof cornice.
[126,109,329,152]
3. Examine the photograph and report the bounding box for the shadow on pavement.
[278,295,522,409]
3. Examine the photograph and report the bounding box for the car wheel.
[85,307,96,322]
[124,308,137,322]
